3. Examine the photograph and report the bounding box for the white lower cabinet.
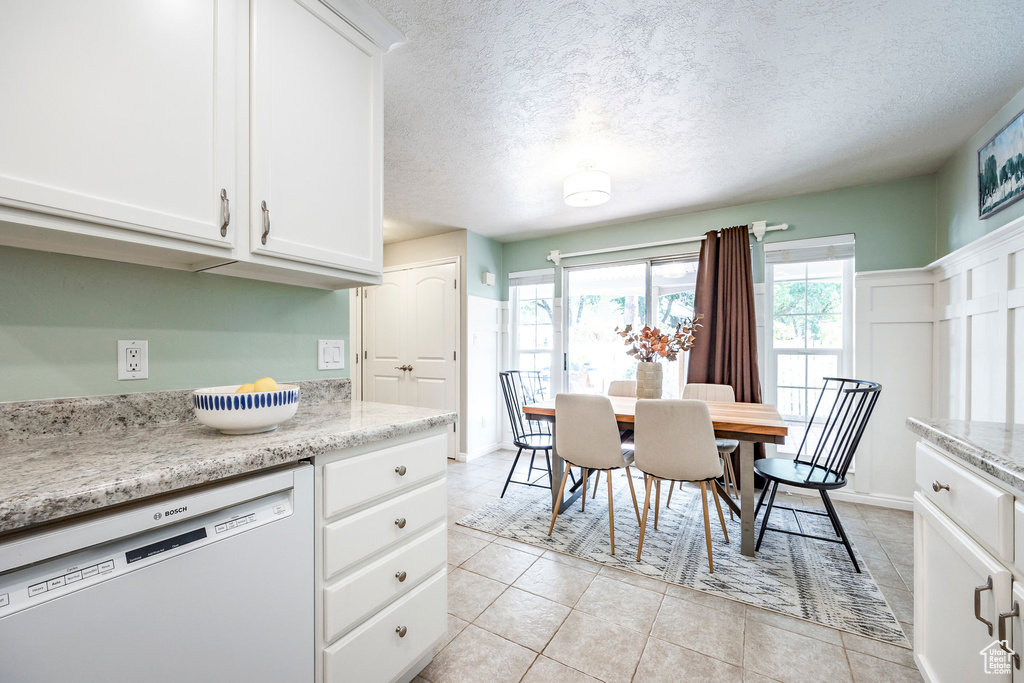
[316,428,448,683]
[915,493,1012,682]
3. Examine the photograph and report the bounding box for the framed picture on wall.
[978,107,1024,219]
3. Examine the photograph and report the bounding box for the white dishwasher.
[0,463,313,683]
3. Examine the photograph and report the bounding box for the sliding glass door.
[564,257,698,397]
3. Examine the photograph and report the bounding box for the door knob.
[395,570,407,582]
[396,626,407,638]
[394,517,407,529]
[932,481,950,492]
[395,465,407,476]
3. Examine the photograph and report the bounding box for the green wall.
[466,230,503,300]
[502,176,937,297]
[0,246,349,402]
[937,84,1024,257]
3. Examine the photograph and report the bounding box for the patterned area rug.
[457,473,909,647]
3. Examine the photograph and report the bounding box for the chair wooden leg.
[700,481,714,573]
[548,467,571,536]
[711,479,729,543]
[592,469,601,500]
[607,470,615,555]
[625,467,641,524]
[637,475,654,562]
[654,479,661,531]
[666,481,674,508]
[581,469,588,512]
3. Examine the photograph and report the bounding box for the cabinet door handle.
[395,465,407,476]
[998,601,1021,669]
[261,200,271,245]
[219,189,230,237]
[395,626,407,638]
[394,517,406,529]
[975,575,994,636]
[932,481,950,492]
[395,570,407,582]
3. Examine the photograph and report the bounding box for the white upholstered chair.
[633,399,729,571]
[547,393,641,555]
[676,383,740,505]
[607,380,637,397]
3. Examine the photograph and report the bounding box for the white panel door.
[915,494,1012,683]
[249,0,382,274]
[362,264,458,458]
[0,0,237,247]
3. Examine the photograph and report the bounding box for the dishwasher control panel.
[0,489,293,619]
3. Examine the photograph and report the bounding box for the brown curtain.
[687,225,765,477]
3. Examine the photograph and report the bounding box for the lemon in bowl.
[193,379,300,435]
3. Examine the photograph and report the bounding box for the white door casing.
[249,0,382,274]
[363,262,459,458]
[0,0,238,248]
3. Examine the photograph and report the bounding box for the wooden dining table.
[523,396,788,557]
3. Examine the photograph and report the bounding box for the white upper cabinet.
[249,0,382,276]
[0,0,238,249]
[0,0,402,289]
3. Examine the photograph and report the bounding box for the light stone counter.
[906,417,1024,493]
[0,380,456,535]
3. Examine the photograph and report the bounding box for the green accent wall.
[937,84,1024,257]
[502,176,937,297]
[0,246,349,402]
[466,230,503,300]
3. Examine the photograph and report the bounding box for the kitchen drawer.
[324,568,447,683]
[916,441,1013,561]
[324,479,446,580]
[324,523,446,643]
[323,433,446,518]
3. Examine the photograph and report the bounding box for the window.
[764,236,854,455]
[509,270,556,394]
[564,257,698,396]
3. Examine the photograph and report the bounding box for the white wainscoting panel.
[932,216,1024,425]
[464,295,502,460]
[854,269,935,503]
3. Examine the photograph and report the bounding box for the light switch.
[318,340,344,370]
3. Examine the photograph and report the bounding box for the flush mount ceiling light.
[563,162,610,207]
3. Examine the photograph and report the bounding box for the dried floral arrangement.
[615,316,702,363]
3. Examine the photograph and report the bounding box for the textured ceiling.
[368,0,1024,243]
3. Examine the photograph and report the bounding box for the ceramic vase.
[636,362,663,399]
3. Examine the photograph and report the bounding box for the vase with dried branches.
[615,316,702,399]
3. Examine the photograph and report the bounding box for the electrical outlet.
[117,340,148,380]
[318,340,344,370]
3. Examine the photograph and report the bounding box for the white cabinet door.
[363,264,459,457]
[250,0,382,275]
[915,493,1012,683]
[0,0,238,248]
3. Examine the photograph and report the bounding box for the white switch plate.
[318,340,344,370]
[117,340,149,380]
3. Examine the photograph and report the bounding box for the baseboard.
[774,483,913,511]
[458,442,503,463]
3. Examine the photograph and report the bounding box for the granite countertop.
[0,382,456,535]
[906,417,1024,493]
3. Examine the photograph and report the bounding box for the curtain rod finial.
[547,250,562,266]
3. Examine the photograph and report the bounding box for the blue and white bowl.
[192,384,300,435]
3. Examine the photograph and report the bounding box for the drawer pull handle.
[998,601,1021,669]
[396,625,407,638]
[395,465,407,476]
[395,570,407,582]
[975,575,994,636]
[395,517,407,529]
[932,481,950,493]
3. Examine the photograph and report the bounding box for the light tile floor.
[415,450,921,683]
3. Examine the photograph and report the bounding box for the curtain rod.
[545,221,788,266]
